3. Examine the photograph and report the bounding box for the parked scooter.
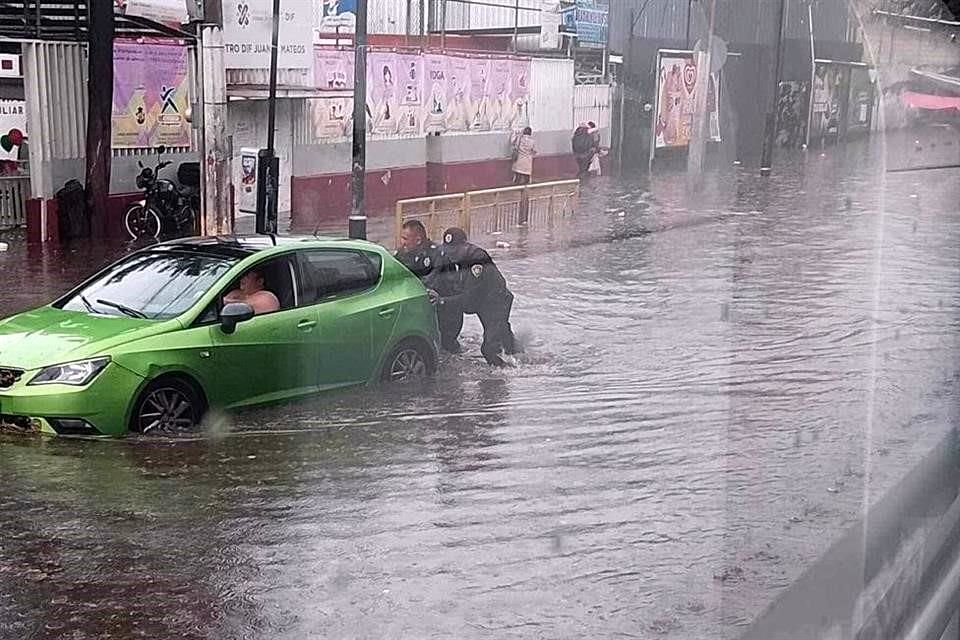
[124,145,200,240]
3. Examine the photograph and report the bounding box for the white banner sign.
[223,0,315,70]
[115,0,188,23]
[540,1,562,49]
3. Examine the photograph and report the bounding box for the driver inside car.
[224,269,280,315]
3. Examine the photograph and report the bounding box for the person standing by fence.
[511,127,536,185]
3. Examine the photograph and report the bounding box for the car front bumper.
[0,362,145,436]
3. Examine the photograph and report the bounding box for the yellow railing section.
[394,179,580,246]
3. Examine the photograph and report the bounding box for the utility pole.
[350,0,368,239]
[687,0,716,174]
[760,0,788,176]
[197,0,232,235]
[85,1,114,237]
[257,0,282,235]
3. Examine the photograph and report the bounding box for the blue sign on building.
[562,0,609,48]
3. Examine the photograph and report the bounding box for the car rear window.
[298,250,382,305]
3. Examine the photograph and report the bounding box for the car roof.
[149,235,387,260]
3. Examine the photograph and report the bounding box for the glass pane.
[299,250,381,304]
[59,251,235,320]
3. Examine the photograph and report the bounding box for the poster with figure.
[396,54,423,135]
[510,58,531,130]
[424,54,448,134]
[314,48,353,91]
[469,58,492,131]
[655,53,695,148]
[112,40,191,148]
[847,66,874,134]
[810,63,849,144]
[653,51,721,149]
[368,51,399,135]
[775,81,809,148]
[488,58,513,130]
[446,56,472,132]
[312,96,353,140]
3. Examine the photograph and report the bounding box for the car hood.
[0,306,175,371]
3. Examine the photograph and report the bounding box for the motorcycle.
[124,145,200,240]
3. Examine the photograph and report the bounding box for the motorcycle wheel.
[124,205,162,240]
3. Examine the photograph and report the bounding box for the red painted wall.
[26,192,143,243]
[290,154,581,229]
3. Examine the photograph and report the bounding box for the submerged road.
[1,129,960,639]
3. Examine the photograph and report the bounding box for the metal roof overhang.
[0,1,195,42]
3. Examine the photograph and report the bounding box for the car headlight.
[28,357,111,386]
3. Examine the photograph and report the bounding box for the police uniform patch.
[424,256,431,268]
[471,264,483,278]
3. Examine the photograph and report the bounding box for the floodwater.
[2,128,960,639]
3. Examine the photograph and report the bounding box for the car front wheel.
[131,377,204,435]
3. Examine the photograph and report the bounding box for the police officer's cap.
[443,227,468,246]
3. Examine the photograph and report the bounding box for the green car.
[0,236,439,437]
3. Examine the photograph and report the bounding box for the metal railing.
[394,179,579,246]
[0,176,30,229]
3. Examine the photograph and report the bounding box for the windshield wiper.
[78,294,96,314]
[96,298,148,319]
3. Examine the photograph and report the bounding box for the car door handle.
[378,308,396,318]
[297,318,317,331]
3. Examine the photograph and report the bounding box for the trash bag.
[55,179,89,240]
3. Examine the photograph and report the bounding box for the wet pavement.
[2,127,960,639]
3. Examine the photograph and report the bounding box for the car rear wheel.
[131,377,204,435]
[382,339,436,384]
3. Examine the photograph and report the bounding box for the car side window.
[297,250,382,306]
[192,254,299,326]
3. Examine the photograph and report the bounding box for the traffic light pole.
[350,0,368,240]
[257,0,282,235]
[760,0,788,177]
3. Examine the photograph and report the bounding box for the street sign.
[223,0,315,70]
[115,0,189,24]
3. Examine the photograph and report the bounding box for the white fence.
[0,176,30,228]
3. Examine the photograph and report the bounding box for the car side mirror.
[220,302,254,334]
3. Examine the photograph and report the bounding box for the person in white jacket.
[511,127,536,185]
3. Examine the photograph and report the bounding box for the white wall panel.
[528,57,573,133]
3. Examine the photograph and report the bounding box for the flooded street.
[2,129,960,639]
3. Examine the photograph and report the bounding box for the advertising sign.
[114,0,188,23]
[810,62,849,144]
[847,66,874,134]
[309,52,531,140]
[223,0,314,71]
[317,0,357,33]
[112,40,191,149]
[540,0,562,49]
[563,0,608,48]
[314,47,354,91]
[0,100,26,161]
[654,51,721,149]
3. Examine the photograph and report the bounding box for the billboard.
[562,0,608,49]
[654,51,721,149]
[222,0,314,71]
[309,51,531,140]
[112,40,191,149]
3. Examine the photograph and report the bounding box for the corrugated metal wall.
[609,0,853,52]
[529,57,573,132]
[441,0,540,30]
[573,84,612,142]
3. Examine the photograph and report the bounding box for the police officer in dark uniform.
[434,227,519,367]
[395,220,463,353]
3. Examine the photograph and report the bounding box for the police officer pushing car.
[433,227,519,367]
[395,220,463,353]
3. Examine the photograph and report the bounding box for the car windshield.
[58,251,236,320]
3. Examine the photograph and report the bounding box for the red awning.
[901,90,960,111]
